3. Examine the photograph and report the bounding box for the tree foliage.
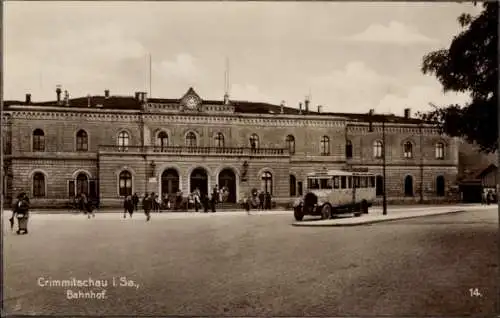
[418,3,498,153]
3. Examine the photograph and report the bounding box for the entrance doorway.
[218,168,236,203]
[161,169,179,195]
[190,168,208,195]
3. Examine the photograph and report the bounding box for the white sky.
[4,2,482,115]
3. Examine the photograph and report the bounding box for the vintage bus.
[293,169,376,221]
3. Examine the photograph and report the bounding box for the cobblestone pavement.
[3,207,498,316]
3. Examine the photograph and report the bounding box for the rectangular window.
[69,180,75,198]
[320,178,333,189]
[89,180,97,198]
[308,178,320,190]
[333,176,340,189]
[354,176,360,188]
[360,177,367,188]
[341,176,347,189]
[347,176,352,188]
[370,176,375,188]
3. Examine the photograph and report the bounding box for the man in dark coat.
[14,192,30,235]
[265,192,272,210]
[211,186,218,213]
[123,195,134,218]
[201,192,209,213]
[132,193,139,211]
[258,191,265,210]
[142,193,151,221]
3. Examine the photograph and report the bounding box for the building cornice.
[4,106,437,131]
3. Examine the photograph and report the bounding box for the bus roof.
[307,170,375,177]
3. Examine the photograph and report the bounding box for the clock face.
[186,96,198,109]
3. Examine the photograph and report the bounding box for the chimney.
[56,85,62,104]
[25,94,31,104]
[305,97,310,113]
[317,105,322,113]
[104,89,110,99]
[224,93,229,105]
[64,90,70,106]
[369,109,374,116]
[280,100,285,114]
[138,92,148,103]
[135,92,140,100]
[404,108,411,118]
[87,94,91,107]
[299,102,303,114]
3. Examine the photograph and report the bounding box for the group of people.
[121,185,230,219]
[481,189,497,205]
[245,189,273,211]
[76,192,96,218]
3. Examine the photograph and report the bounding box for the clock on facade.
[185,96,198,109]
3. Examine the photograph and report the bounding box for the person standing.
[143,193,152,221]
[265,192,272,210]
[258,191,265,210]
[201,192,209,213]
[14,192,30,235]
[123,195,134,218]
[132,193,139,211]
[193,188,201,212]
[211,186,218,213]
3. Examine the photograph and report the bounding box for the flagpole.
[149,53,152,97]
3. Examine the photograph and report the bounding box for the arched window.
[404,175,414,196]
[436,175,445,196]
[261,171,273,195]
[346,140,353,159]
[435,142,445,159]
[157,131,169,148]
[33,172,45,197]
[376,175,384,196]
[76,173,89,196]
[320,136,330,155]
[289,175,297,196]
[403,141,413,158]
[186,132,197,147]
[215,132,225,148]
[76,130,88,152]
[119,170,132,197]
[33,129,45,152]
[249,134,259,149]
[286,135,295,155]
[117,131,129,149]
[373,140,383,158]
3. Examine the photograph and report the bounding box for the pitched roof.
[3,94,427,123]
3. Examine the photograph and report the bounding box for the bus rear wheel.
[321,204,332,220]
[294,207,304,221]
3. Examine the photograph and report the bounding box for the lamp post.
[419,123,424,204]
[382,119,387,215]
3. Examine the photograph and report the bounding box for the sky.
[4,2,482,115]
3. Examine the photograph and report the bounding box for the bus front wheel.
[294,207,304,221]
[321,204,332,220]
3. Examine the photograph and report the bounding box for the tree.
[418,3,498,153]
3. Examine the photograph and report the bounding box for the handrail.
[98,145,289,155]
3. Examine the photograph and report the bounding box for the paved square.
[3,208,498,316]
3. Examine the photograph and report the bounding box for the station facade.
[2,88,460,208]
